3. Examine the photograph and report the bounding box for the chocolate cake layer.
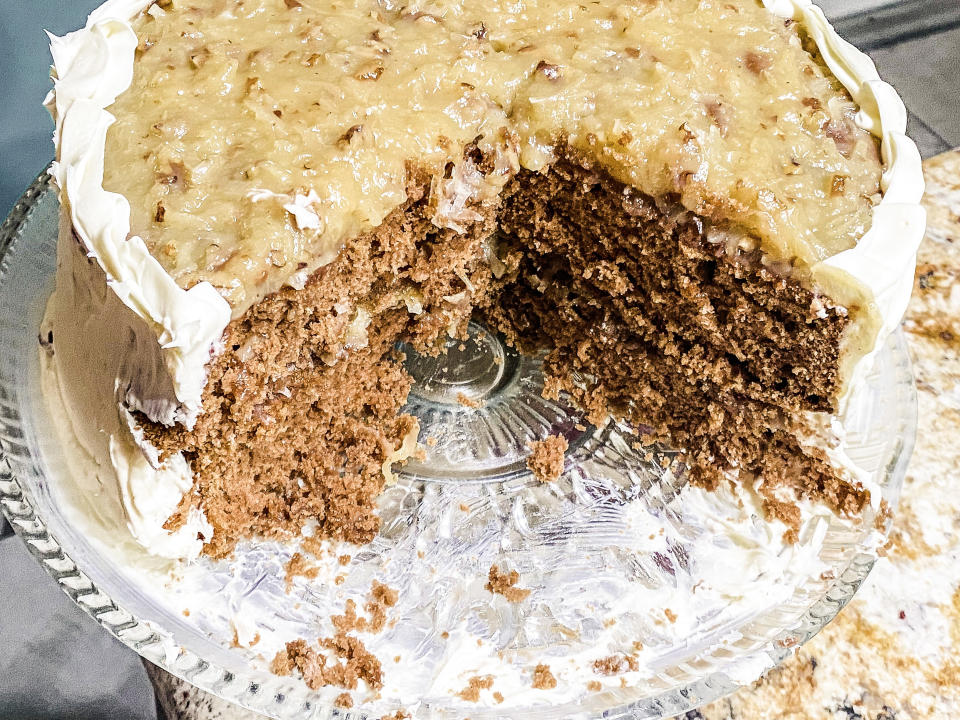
[142,152,865,556]
[493,157,849,414]
[486,158,864,515]
[147,175,501,556]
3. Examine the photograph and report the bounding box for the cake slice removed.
[44,0,925,558]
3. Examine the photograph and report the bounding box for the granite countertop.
[146,151,960,720]
[687,150,960,720]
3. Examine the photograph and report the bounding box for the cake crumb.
[457,674,494,702]
[426,436,438,447]
[485,565,531,602]
[366,581,399,633]
[379,712,409,720]
[874,498,893,531]
[335,692,354,709]
[493,691,504,703]
[333,581,398,634]
[335,575,345,585]
[284,552,320,589]
[587,680,602,692]
[459,502,471,512]
[457,392,484,409]
[664,608,677,623]
[532,664,557,690]
[338,554,352,566]
[441,631,450,639]
[332,599,360,633]
[270,633,383,691]
[593,654,639,675]
[270,648,295,676]
[182,609,190,617]
[760,495,803,543]
[526,435,568,482]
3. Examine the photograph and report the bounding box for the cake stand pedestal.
[144,150,960,720]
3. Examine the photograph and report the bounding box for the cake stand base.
[145,662,263,720]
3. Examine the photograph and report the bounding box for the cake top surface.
[102,0,882,313]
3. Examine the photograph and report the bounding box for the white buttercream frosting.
[42,226,213,559]
[44,0,923,561]
[44,0,229,557]
[45,0,231,427]
[763,0,926,404]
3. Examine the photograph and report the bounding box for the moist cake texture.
[44,0,926,559]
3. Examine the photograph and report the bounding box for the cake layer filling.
[102,0,882,315]
[142,152,867,556]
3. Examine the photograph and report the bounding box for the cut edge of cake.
[42,0,926,560]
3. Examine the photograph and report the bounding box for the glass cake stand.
[0,172,917,720]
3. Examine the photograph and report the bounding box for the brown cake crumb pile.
[334,692,353,709]
[759,493,805,544]
[332,581,399,635]
[532,664,557,690]
[457,674,495,702]
[456,392,484,409]
[592,654,639,675]
[271,581,397,690]
[284,552,320,589]
[270,633,382,692]
[485,565,532,602]
[146,146,869,557]
[526,434,569,483]
[379,712,410,720]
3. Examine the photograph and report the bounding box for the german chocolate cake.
[44,0,925,560]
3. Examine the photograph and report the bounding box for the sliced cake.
[44,0,925,558]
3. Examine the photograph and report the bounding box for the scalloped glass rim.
[0,172,917,720]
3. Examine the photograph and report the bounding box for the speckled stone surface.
[681,150,960,720]
[148,152,960,719]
